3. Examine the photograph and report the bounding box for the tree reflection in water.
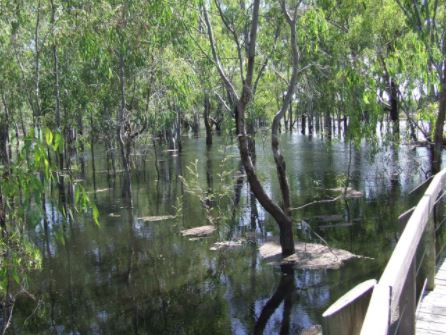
[254,265,296,335]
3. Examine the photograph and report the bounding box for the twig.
[289,195,341,211]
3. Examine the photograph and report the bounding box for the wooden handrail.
[360,168,446,335]
[322,168,446,335]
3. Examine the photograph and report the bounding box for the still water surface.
[15,133,431,334]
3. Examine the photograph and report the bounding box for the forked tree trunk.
[204,1,300,256]
[272,2,299,216]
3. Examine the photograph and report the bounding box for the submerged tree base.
[259,240,365,269]
[180,225,216,237]
[328,187,364,198]
[209,239,246,251]
[138,215,176,222]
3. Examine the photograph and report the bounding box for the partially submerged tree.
[395,0,446,172]
[203,0,302,256]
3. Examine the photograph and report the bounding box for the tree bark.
[118,51,130,175]
[0,111,9,236]
[390,79,399,134]
[204,93,213,146]
[325,110,332,139]
[432,59,446,173]
[204,0,296,256]
[50,0,65,203]
[272,2,299,215]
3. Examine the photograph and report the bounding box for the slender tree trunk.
[325,110,332,139]
[118,52,130,174]
[50,0,65,204]
[78,115,85,176]
[432,59,446,173]
[152,136,160,181]
[90,112,97,190]
[192,111,199,137]
[0,109,9,238]
[308,114,313,135]
[204,0,295,256]
[246,119,256,163]
[176,106,182,153]
[271,3,299,216]
[343,115,348,136]
[390,79,400,134]
[204,93,213,146]
[33,0,41,126]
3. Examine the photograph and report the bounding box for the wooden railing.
[322,168,446,335]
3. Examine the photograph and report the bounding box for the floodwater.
[13,132,433,334]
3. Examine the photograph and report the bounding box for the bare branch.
[290,196,342,211]
[214,0,245,83]
[203,4,239,101]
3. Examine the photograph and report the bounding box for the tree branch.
[203,4,239,102]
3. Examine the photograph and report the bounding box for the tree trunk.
[204,93,213,146]
[50,0,65,203]
[90,112,97,190]
[176,107,182,153]
[325,110,332,139]
[78,115,86,176]
[432,59,446,173]
[390,79,399,134]
[33,0,41,124]
[192,111,200,137]
[271,4,299,216]
[309,114,314,135]
[118,52,130,175]
[204,0,295,256]
[0,111,10,237]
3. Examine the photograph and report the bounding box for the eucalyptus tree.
[394,0,446,172]
[203,0,306,256]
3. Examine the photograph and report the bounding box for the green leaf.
[92,204,100,226]
[363,94,370,104]
[54,133,63,152]
[11,267,20,284]
[44,128,53,146]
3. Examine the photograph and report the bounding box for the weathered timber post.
[322,279,376,335]
[425,206,436,291]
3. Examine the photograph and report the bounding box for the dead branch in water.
[289,195,341,211]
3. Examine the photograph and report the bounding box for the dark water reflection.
[14,133,431,334]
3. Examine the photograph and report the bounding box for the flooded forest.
[0,0,445,334]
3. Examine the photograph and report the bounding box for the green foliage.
[180,154,236,226]
[0,128,98,307]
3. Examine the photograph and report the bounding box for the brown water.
[13,133,431,334]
